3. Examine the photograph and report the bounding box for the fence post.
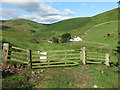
[65,50,67,65]
[3,43,9,61]
[82,47,86,65]
[105,54,110,66]
[27,50,32,68]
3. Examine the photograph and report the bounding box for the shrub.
[61,33,71,43]
[53,37,59,43]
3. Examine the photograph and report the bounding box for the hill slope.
[2,19,47,32]
[1,8,119,49]
[43,8,119,37]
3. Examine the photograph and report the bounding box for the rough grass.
[2,76,34,88]
[85,21,118,49]
[40,64,118,88]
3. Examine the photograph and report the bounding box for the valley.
[1,8,119,88]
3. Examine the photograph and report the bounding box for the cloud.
[0,8,19,19]
[20,14,71,24]
[62,9,75,15]
[1,0,76,23]
[2,0,41,12]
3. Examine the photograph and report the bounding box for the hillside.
[2,19,47,32]
[42,8,119,37]
[91,8,118,24]
[1,8,119,49]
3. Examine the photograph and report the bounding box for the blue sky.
[1,0,118,24]
[46,2,118,17]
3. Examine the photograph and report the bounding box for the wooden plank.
[12,51,27,55]
[74,49,82,51]
[27,50,31,66]
[32,51,38,54]
[32,62,66,65]
[32,61,77,65]
[32,59,75,63]
[10,58,28,64]
[32,52,47,55]
[11,54,27,59]
[48,57,65,60]
[49,53,80,57]
[67,57,80,59]
[32,59,57,62]
[82,47,86,65]
[32,54,46,57]
[11,46,28,51]
[86,61,102,64]
[46,49,75,52]
[86,57,105,60]
[67,53,80,55]
[3,43,9,61]
[87,52,104,55]
[48,53,79,57]
[105,54,110,66]
[47,54,65,57]
[86,55,105,58]
[32,63,79,68]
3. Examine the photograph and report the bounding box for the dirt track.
[82,20,119,48]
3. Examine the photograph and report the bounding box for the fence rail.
[11,51,28,55]
[11,46,28,51]
[2,43,110,69]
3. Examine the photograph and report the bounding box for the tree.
[53,37,59,43]
[61,33,71,43]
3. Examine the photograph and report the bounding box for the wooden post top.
[3,43,9,46]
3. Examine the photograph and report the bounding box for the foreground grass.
[2,63,118,88]
[34,64,118,88]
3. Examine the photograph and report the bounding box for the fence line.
[2,43,110,69]
[11,46,28,51]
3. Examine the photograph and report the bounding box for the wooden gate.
[3,43,29,64]
[31,49,82,69]
[2,43,110,69]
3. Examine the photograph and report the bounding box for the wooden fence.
[31,49,81,69]
[2,43,110,69]
[3,43,30,64]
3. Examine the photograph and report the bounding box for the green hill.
[1,8,119,50]
[43,8,118,37]
[91,8,118,24]
[2,19,47,32]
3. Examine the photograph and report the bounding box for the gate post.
[27,50,32,68]
[3,43,9,61]
[82,47,86,65]
[105,54,110,66]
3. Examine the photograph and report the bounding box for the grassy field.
[42,65,118,88]
[85,21,118,49]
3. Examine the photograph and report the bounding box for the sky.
[0,0,119,24]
